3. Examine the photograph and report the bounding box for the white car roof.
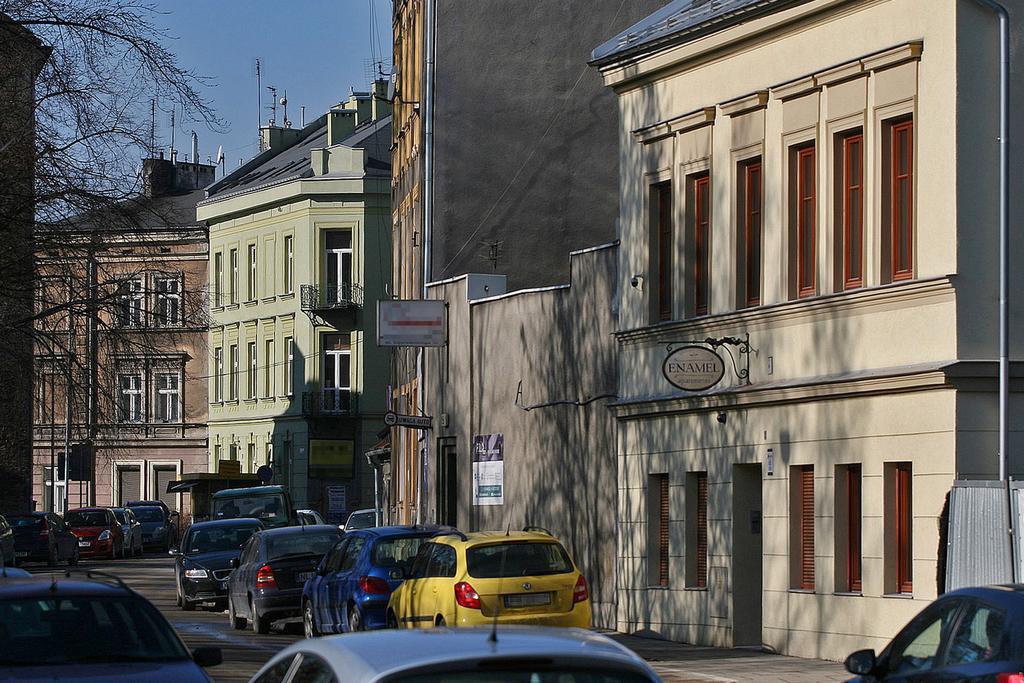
[254,627,658,682]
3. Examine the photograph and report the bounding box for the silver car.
[248,627,661,683]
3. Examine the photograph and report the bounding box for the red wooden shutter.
[655,182,673,320]
[658,475,670,586]
[896,464,913,592]
[694,175,711,316]
[744,161,762,307]
[797,146,816,298]
[799,466,815,590]
[891,121,914,281]
[843,133,864,289]
[696,473,708,588]
[847,465,862,592]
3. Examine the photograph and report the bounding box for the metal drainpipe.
[966,0,1012,578]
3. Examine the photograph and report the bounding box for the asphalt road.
[26,551,300,682]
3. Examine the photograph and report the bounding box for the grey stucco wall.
[425,244,620,626]
[430,0,663,289]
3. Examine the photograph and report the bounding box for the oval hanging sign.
[663,345,726,391]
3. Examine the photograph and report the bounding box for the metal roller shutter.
[154,467,177,512]
[118,466,140,506]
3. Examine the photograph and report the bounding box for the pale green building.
[197,83,391,515]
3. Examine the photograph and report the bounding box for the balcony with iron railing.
[300,283,363,311]
[302,388,358,418]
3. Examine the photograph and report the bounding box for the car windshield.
[466,542,573,578]
[186,524,261,554]
[112,510,126,524]
[0,596,189,665]
[213,494,288,528]
[387,668,653,683]
[64,511,108,527]
[265,530,342,560]
[132,507,164,523]
[346,511,376,530]
[8,517,42,529]
[372,536,430,570]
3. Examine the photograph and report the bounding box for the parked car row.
[0,501,180,566]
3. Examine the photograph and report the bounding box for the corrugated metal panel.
[946,481,1013,592]
[1011,482,1024,582]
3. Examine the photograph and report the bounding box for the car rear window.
[466,542,573,578]
[132,507,165,523]
[372,536,430,569]
[214,494,288,527]
[0,596,189,665]
[64,511,108,527]
[387,667,653,683]
[8,517,42,529]
[266,530,342,560]
[186,524,261,554]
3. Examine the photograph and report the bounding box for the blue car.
[302,525,446,637]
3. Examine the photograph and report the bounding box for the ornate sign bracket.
[665,334,751,386]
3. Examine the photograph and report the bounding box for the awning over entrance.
[166,473,262,521]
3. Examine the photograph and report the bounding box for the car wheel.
[386,610,399,629]
[251,598,270,635]
[348,605,362,633]
[303,600,319,639]
[228,597,246,630]
[181,593,196,611]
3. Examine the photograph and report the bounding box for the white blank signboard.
[377,300,446,347]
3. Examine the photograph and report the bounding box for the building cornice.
[615,276,954,345]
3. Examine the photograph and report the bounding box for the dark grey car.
[226,525,342,634]
[172,518,262,611]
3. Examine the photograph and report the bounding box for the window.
[284,337,294,396]
[648,473,669,586]
[154,276,181,326]
[118,373,143,423]
[213,252,223,307]
[791,144,817,298]
[686,472,708,588]
[839,132,864,289]
[322,334,351,413]
[888,119,914,281]
[117,278,144,327]
[213,444,222,462]
[791,465,814,590]
[229,248,238,304]
[248,341,257,399]
[247,244,257,301]
[265,339,275,397]
[213,347,223,402]
[228,344,238,400]
[325,231,353,305]
[154,372,180,423]
[426,544,457,578]
[835,464,862,592]
[649,181,673,322]
[887,462,913,594]
[884,600,960,675]
[284,235,294,294]
[689,173,711,316]
[738,159,762,307]
[946,603,1007,665]
[247,442,256,472]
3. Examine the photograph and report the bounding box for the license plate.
[78,541,91,547]
[504,592,551,608]
[14,551,27,558]
[296,571,314,582]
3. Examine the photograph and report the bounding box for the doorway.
[732,463,763,646]
[436,439,458,527]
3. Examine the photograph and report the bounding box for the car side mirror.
[168,548,181,557]
[192,647,222,668]
[844,649,877,675]
[229,557,240,569]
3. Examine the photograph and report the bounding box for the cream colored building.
[592,0,1024,661]
[198,85,391,516]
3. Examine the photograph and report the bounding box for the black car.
[226,524,343,634]
[845,584,1024,682]
[0,516,13,567]
[0,570,221,680]
[8,512,79,566]
[129,504,178,550]
[172,518,263,611]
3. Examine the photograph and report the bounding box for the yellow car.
[386,530,592,629]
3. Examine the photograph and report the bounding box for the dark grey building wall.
[431,0,664,289]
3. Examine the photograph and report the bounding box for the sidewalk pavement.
[608,632,849,683]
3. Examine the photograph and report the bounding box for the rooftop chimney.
[143,156,217,198]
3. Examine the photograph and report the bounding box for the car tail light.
[996,674,1024,683]
[573,575,589,604]
[454,581,482,609]
[358,576,391,595]
[255,564,276,589]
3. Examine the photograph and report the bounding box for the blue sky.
[154,0,392,172]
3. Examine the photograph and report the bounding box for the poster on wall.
[472,433,504,506]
